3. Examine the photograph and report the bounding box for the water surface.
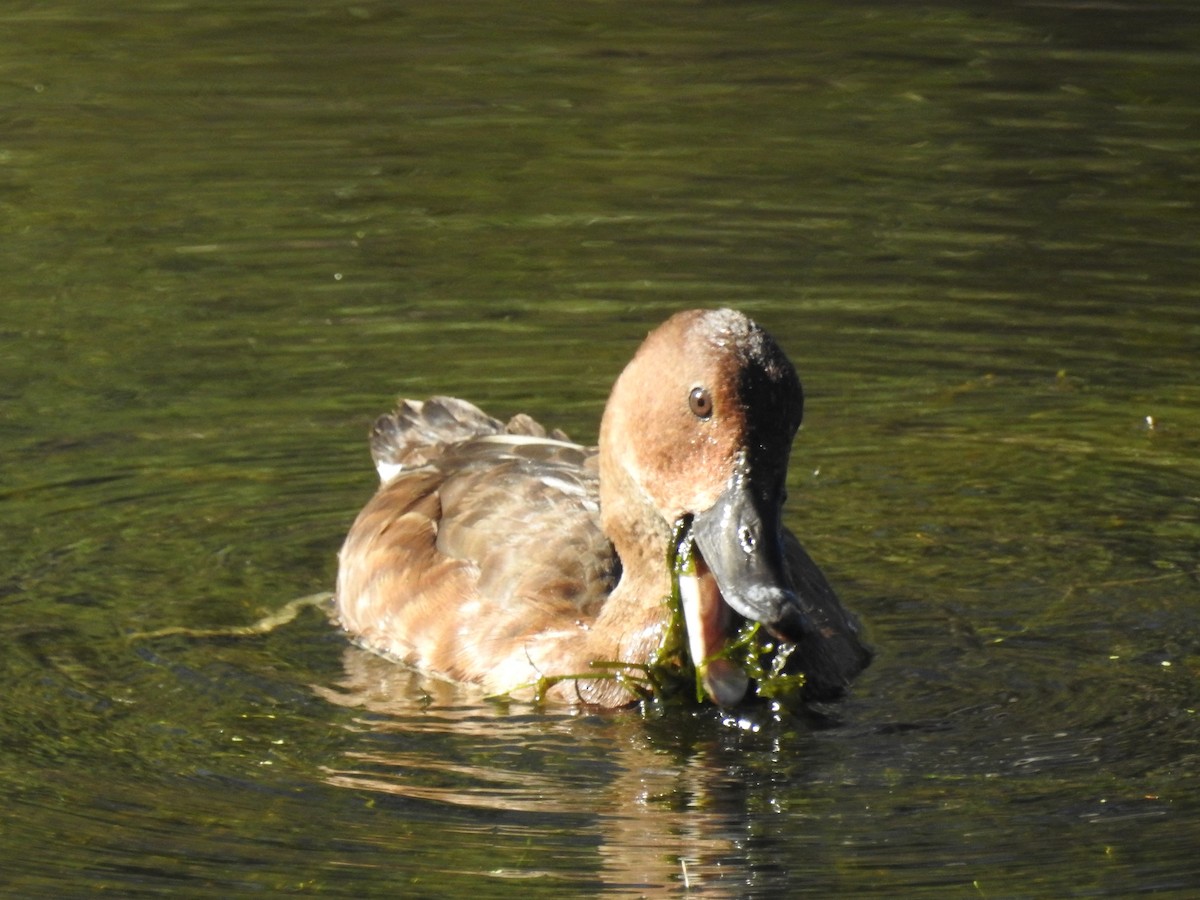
[2,1,1198,896]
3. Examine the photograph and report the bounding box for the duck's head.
[598,308,808,706]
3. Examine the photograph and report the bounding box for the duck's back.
[336,398,619,689]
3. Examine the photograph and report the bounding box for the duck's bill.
[690,472,810,643]
[677,555,750,707]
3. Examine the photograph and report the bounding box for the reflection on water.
[319,649,845,896]
[1,0,1198,895]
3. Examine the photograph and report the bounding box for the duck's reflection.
[316,647,825,895]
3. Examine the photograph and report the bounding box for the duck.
[335,308,871,709]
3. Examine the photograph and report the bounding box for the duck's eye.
[688,386,713,419]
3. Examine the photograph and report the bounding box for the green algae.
[667,516,807,709]
[128,592,335,642]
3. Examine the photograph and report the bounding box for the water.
[2,1,1198,895]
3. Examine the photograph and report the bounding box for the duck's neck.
[593,443,675,660]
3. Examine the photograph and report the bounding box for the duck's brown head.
[598,308,807,706]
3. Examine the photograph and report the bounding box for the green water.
[3,1,1198,896]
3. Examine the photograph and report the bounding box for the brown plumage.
[335,309,870,708]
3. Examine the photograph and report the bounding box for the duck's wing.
[370,396,569,481]
[433,435,618,622]
[781,532,874,701]
[338,410,616,689]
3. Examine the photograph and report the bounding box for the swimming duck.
[335,308,870,708]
